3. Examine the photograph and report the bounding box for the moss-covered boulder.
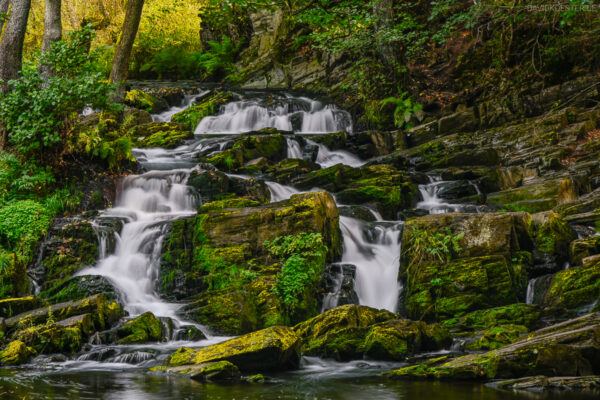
[266,158,321,183]
[30,217,101,296]
[205,134,287,171]
[153,360,241,382]
[0,297,45,318]
[172,92,233,131]
[187,170,271,204]
[167,326,301,372]
[293,164,418,220]
[443,303,541,332]
[543,260,600,310]
[293,305,396,361]
[464,324,529,351]
[125,90,169,114]
[400,213,534,320]
[4,294,122,332]
[40,275,119,304]
[486,178,575,213]
[128,122,193,149]
[570,235,600,266]
[0,340,36,365]
[363,319,452,361]
[12,322,86,355]
[388,312,600,381]
[531,211,577,267]
[117,312,164,344]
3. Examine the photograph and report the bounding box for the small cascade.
[265,181,301,202]
[526,278,537,305]
[152,90,211,122]
[339,217,403,312]
[305,138,365,168]
[417,176,483,214]
[286,138,304,159]
[195,93,352,134]
[78,169,197,322]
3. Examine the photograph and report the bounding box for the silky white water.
[78,167,197,322]
[339,217,403,312]
[195,94,352,134]
[286,138,304,159]
[152,90,210,122]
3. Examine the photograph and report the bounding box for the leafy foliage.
[403,227,464,265]
[198,36,242,81]
[381,92,424,129]
[0,26,118,162]
[0,152,55,205]
[264,233,327,313]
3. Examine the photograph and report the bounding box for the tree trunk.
[38,0,62,78]
[110,0,144,101]
[373,0,397,71]
[0,0,31,150]
[0,0,10,36]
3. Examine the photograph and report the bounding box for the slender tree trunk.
[373,0,397,71]
[110,0,144,101]
[0,0,31,150]
[39,0,62,78]
[0,0,10,36]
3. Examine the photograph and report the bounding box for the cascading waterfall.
[195,93,352,134]
[286,138,304,159]
[152,90,211,122]
[305,138,365,168]
[339,217,403,312]
[78,169,197,322]
[417,175,484,214]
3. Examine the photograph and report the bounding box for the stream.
[2,89,591,399]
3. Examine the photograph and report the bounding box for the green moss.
[544,261,600,309]
[444,303,541,331]
[118,312,164,344]
[465,324,529,351]
[0,340,36,365]
[128,122,192,149]
[14,323,84,355]
[198,198,260,213]
[172,92,233,130]
[124,90,166,113]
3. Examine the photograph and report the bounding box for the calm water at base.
[0,367,596,400]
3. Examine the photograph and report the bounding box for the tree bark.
[38,0,62,78]
[0,0,31,150]
[373,0,397,70]
[0,0,10,36]
[110,0,144,101]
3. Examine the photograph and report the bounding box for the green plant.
[0,25,118,163]
[403,227,464,265]
[381,92,424,129]
[0,152,55,205]
[197,36,242,81]
[264,233,327,314]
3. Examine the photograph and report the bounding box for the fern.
[381,92,424,129]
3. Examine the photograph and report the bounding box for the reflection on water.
[0,367,597,400]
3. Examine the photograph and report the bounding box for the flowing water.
[417,175,484,214]
[195,92,352,134]
[152,90,211,123]
[8,89,588,399]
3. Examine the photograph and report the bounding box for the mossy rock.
[187,170,271,204]
[570,235,600,266]
[198,198,260,213]
[129,122,193,149]
[265,158,321,184]
[464,324,529,351]
[13,323,85,355]
[0,340,36,365]
[117,312,164,344]
[389,312,600,381]
[166,326,301,372]
[531,211,577,264]
[125,90,168,114]
[293,304,395,361]
[172,92,233,131]
[543,260,600,310]
[205,134,287,171]
[155,360,241,382]
[363,319,452,361]
[40,275,118,304]
[0,297,46,318]
[443,303,541,332]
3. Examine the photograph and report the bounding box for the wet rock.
[0,297,46,318]
[117,312,165,344]
[125,90,169,114]
[443,303,541,332]
[463,324,529,351]
[128,122,193,149]
[531,211,577,273]
[122,108,153,129]
[321,263,359,310]
[155,360,241,382]
[172,92,233,130]
[542,259,600,310]
[570,235,600,266]
[489,375,600,392]
[389,312,600,380]
[174,325,207,341]
[338,205,378,222]
[13,321,87,355]
[0,340,36,365]
[401,213,534,320]
[40,275,119,304]
[188,170,271,203]
[167,326,301,372]
[204,134,287,171]
[5,294,122,332]
[145,87,186,107]
[266,158,321,183]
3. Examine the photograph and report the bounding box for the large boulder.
[125,90,169,114]
[166,326,301,372]
[128,122,193,149]
[116,312,164,344]
[187,170,271,204]
[542,259,600,310]
[389,312,600,380]
[293,305,450,361]
[153,360,241,382]
[400,213,534,320]
[0,340,36,365]
[204,134,287,171]
[0,297,45,318]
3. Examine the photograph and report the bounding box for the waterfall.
[195,94,352,134]
[304,138,365,168]
[339,217,403,312]
[78,169,197,322]
[526,278,537,305]
[152,90,211,122]
[286,138,304,159]
[417,176,484,215]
